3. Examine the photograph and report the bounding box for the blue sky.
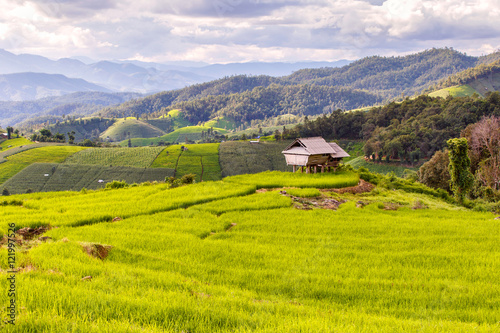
[0,0,499,63]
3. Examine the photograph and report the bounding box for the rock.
[81,243,113,260]
[81,276,92,281]
[112,217,122,222]
[39,236,52,242]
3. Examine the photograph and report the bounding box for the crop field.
[64,147,165,168]
[219,141,292,177]
[0,146,87,185]
[124,126,228,147]
[151,143,222,182]
[347,156,420,177]
[0,138,31,152]
[0,171,499,332]
[1,163,175,194]
[225,170,360,188]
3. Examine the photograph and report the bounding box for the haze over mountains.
[0,49,349,101]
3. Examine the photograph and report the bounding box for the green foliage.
[1,187,9,196]
[447,138,474,200]
[418,150,451,192]
[105,180,129,189]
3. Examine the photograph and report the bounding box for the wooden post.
[292,165,296,173]
[321,165,325,173]
[306,166,310,174]
[314,166,317,174]
[301,166,305,173]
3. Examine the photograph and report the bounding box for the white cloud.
[0,0,499,62]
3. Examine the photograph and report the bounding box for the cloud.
[0,0,499,62]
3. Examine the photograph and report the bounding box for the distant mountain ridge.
[0,49,350,100]
[0,91,143,128]
[0,72,111,101]
[101,48,500,122]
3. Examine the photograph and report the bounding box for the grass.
[1,163,174,194]
[428,85,480,98]
[0,138,31,152]
[224,170,360,189]
[0,171,498,331]
[100,119,165,141]
[285,188,322,197]
[347,156,420,177]
[123,126,229,147]
[0,146,87,185]
[64,147,165,168]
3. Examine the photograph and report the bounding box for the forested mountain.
[284,48,480,98]
[281,92,500,162]
[100,48,500,122]
[0,91,142,128]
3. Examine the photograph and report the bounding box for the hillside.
[0,170,498,331]
[0,91,142,128]
[100,119,165,142]
[0,72,111,101]
[99,48,500,122]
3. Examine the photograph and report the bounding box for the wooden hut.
[281,137,350,173]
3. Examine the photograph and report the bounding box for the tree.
[67,131,75,144]
[2,188,10,196]
[128,138,132,148]
[6,126,13,139]
[418,150,450,192]
[464,116,500,190]
[447,138,474,201]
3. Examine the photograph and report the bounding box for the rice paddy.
[0,169,498,332]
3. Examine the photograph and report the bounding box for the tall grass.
[224,170,360,189]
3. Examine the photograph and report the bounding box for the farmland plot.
[64,147,165,168]
[1,163,175,194]
[0,173,498,332]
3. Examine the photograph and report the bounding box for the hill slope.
[0,72,111,101]
[100,48,500,122]
[100,119,165,142]
[0,172,498,331]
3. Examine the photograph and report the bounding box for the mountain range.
[0,49,349,101]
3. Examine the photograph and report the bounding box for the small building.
[282,137,350,173]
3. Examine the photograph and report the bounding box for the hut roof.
[282,137,350,158]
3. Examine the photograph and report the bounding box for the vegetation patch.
[1,163,174,194]
[225,170,360,189]
[0,145,86,185]
[219,141,292,177]
[0,137,31,152]
[285,188,321,198]
[64,147,165,168]
[100,118,165,142]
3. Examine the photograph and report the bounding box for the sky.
[0,0,499,64]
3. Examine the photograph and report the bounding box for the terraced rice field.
[0,171,498,332]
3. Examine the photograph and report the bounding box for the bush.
[180,174,196,184]
[2,188,10,196]
[105,180,129,189]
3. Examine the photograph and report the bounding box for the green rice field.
[0,170,499,332]
[64,147,165,168]
[0,146,87,185]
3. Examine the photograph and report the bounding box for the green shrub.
[105,180,129,189]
